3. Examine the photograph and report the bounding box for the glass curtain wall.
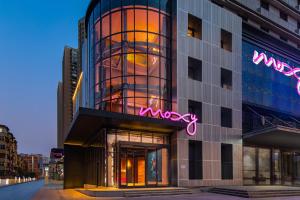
[243,147,300,185]
[87,0,172,114]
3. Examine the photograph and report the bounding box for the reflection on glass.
[282,152,293,185]
[294,153,300,185]
[258,148,270,185]
[89,4,171,114]
[273,150,281,185]
[243,147,256,185]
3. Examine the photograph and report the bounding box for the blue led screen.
[242,40,300,116]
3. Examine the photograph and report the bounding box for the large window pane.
[123,9,134,31]
[148,11,159,33]
[94,21,100,43]
[135,9,147,31]
[160,14,169,36]
[243,146,256,185]
[111,11,121,34]
[102,15,110,38]
[258,148,271,185]
[111,55,122,78]
[135,54,147,75]
[148,55,159,77]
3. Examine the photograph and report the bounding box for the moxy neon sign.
[139,107,198,136]
[252,50,300,95]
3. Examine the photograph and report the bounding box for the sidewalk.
[31,180,95,200]
[32,188,94,200]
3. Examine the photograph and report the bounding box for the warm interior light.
[127,159,132,168]
[127,54,147,67]
[72,72,83,101]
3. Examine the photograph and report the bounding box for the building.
[78,17,86,79]
[57,47,79,148]
[20,154,43,178]
[16,154,27,177]
[49,148,64,180]
[57,82,63,148]
[0,124,18,178]
[61,0,300,189]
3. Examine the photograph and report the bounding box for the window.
[238,14,248,22]
[221,107,232,128]
[188,100,202,123]
[189,140,202,179]
[260,26,269,33]
[280,11,288,21]
[187,14,202,39]
[188,57,202,81]
[221,29,232,52]
[221,68,232,90]
[221,143,233,179]
[260,0,269,10]
[280,36,287,42]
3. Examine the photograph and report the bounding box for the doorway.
[118,143,169,187]
[282,152,293,185]
[120,148,145,187]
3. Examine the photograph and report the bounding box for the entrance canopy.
[243,125,300,149]
[65,107,185,146]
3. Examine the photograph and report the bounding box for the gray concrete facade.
[175,0,243,187]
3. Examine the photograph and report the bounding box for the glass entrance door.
[293,153,300,185]
[120,148,145,187]
[119,144,169,187]
[282,152,293,185]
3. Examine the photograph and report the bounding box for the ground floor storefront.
[243,146,300,186]
[63,108,185,189]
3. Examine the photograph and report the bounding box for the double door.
[281,151,300,185]
[119,143,169,187]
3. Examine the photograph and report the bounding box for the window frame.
[187,14,202,40]
[221,143,233,180]
[220,29,232,52]
[221,107,232,128]
[189,140,203,180]
[188,57,202,82]
[221,68,232,90]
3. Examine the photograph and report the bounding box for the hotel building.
[62,0,300,188]
[0,124,17,178]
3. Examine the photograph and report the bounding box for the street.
[0,180,44,200]
[3,181,300,200]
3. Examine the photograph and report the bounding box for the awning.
[65,107,186,146]
[243,125,300,149]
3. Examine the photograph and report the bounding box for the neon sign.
[252,50,300,95]
[139,107,198,136]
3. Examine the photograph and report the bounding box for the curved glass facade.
[87,0,172,115]
[242,40,300,116]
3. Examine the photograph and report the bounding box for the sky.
[0,0,89,156]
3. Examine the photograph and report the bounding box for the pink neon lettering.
[139,107,198,136]
[252,50,300,95]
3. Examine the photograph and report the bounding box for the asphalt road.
[0,180,44,200]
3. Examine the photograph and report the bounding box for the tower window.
[221,29,232,52]
[187,14,202,40]
[188,57,202,81]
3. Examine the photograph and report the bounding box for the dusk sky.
[0,0,89,156]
